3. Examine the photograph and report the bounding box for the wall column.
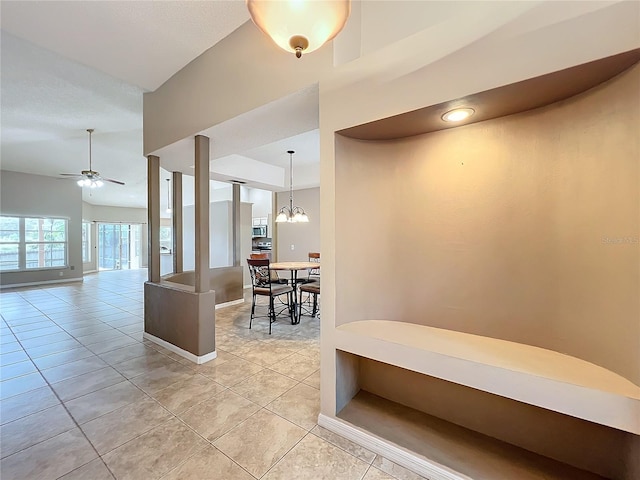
[194,135,210,293]
[147,155,160,283]
[232,183,240,266]
[172,171,183,273]
[272,191,278,262]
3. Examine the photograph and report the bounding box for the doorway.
[97,223,141,270]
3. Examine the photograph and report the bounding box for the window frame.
[0,215,69,272]
[82,221,91,263]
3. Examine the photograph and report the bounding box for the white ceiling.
[0,0,251,91]
[1,0,315,209]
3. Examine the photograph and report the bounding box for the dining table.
[269,261,320,324]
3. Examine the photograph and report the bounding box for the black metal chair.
[247,258,294,334]
[306,252,320,283]
[299,280,320,319]
[250,253,288,284]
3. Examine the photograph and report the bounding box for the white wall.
[248,188,273,219]
[0,171,83,286]
[182,200,252,272]
[85,204,147,223]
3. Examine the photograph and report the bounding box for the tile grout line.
[154,399,261,480]
[2,304,117,479]
[2,275,335,480]
[1,283,145,478]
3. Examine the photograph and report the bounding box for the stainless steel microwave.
[252,225,267,237]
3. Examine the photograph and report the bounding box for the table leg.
[291,270,300,324]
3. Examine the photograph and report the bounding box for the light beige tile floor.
[0,269,426,480]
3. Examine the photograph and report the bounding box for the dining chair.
[247,258,294,334]
[307,252,320,282]
[249,253,287,284]
[298,251,320,316]
[299,280,320,319]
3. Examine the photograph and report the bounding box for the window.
[159,226,172,252]
[0,217,20,271]
[0,216,68,272]
[82,222,91,263]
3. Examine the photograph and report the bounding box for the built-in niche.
[325,55,640,480]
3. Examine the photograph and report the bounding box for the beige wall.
[0,171,83,286]
[240,202,253,286]
[274,187,320,262]
[143,21,332,154]
[335,64,639,385]
[360,357,633,479]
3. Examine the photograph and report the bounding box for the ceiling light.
[441,108,475,123]
[276,150,309,223]
[62,129,125,188]
[246,0,351,58]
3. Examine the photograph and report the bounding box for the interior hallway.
[0,269,425,479]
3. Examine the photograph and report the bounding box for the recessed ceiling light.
[441,108,475,123]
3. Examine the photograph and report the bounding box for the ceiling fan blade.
[103,178,125,185]
[59,173,83,177]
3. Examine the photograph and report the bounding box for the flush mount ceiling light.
[246,0,351,58]
[441,108,476,123]
[276,150,309,223]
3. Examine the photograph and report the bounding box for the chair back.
[308,252,320,278]
[247,258,273,289]
[250,253,269,259]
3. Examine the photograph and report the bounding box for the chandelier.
[276,150,309,223]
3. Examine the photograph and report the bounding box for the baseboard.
[0,277,83,290]
[215,298,244,309]
[143,332,217,364]
[317,414,469,480]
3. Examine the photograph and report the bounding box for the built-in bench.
[320,320,639,479]
[335,320,639,434]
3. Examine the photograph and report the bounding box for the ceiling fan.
[60,129,125,188]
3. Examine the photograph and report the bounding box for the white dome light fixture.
[441,108,476,123]
[246,0,351,58]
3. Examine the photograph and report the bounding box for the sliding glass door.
[97,223,141,270]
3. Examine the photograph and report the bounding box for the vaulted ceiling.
[1,1,637,209]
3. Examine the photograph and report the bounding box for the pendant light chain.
[289,151,294,212]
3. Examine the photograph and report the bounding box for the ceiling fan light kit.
[60,128,125,188]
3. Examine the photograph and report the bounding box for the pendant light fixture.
[246,0,351,58]
[166,178,172,213]
[276,150,309,223]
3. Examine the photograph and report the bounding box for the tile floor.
[0,269,426,480]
